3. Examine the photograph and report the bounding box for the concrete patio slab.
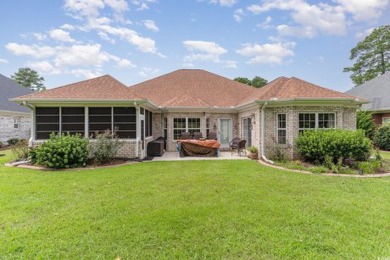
[151,151,250,161]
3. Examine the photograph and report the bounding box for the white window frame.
[298,112,336,133]
[173,117,201,140]
[382,117,390,124]
[277,113,287,144]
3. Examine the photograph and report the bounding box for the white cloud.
[27,61,61,74]
[209,0,237,7]
[142,20,159,32]
[257,16,272,29]
[131,0,157,11]
[54,44,111,67]
[60,24,75,30]
[236,41,296,64]
[246,0,389,38]
[233,8,245,22]
[5,43,56,58]
[98,31,116,44]
[104,0,128,13]
[64,0,105,19]
[49,29,76,43]
[99,25,164,56]
[0,58,8,64]
[355,27,375,39]
[70,69,103,79]
[183,40,227,63]
[335,0,389,22]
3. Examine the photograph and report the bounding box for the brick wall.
[0,113,31,143]
[263,105,357,159]
[238,107,261,158]
[372,113,390,125]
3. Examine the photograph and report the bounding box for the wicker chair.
[208,131,217,140]
[229,137,241,151]
[231,139,247,156]
[193,132,203,140]
[181,132,191,139]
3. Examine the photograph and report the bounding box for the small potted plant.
[247,146,258,159]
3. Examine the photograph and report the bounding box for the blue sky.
[0,0,389,91]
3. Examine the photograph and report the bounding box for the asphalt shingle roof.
[14,69,363,109]
[345,72,390,111]
[0,73,32,113]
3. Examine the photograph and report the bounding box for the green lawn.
[0,150,389,258]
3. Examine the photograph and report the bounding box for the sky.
[0,0,389,92]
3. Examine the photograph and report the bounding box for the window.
[173,117,201,140]
[164,117,167,138]
[113,107,136,138]
[242,118,252,146]
[61,107,84,136]
[36,107,60,139]
[206,118,210,139]
[13,117,21,130]
[383,117,390,124]
[277,114,287,144]
[299,113,335,133]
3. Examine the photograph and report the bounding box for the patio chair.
[208,131,217,140]
[193,132,203,140]
[181,131,191,139]
[231,139,247,156]
[229,137,241,151]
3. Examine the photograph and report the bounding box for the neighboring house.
[345,72,390,125]
[0,73,32,144]
[12,69,365,159]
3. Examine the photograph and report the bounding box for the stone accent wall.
[263,105,357,159]
[159,112,238,152]
[0,113,31,144]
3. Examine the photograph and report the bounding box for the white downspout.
[135,102,140,159]
[23,101,35,147]
[260,102,274,165]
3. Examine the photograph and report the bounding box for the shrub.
[356,110,376,139]
[11,139,29,161]
[358,160,381,174]
[247,146,258,153]
[89,130,122,164]
[34,133,89,169]
[0,141,3,148]
[7,138,21,146]
[373,123,390,150]
[296,129,372,164]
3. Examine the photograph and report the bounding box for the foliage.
[247,146,258,153]
[11,139,29,161]
[356,110,376,139]
[11,67,46,91]
[373,123,390,150]
[34,133,89,169]
[0,141,3,148]
[7,138,22,146]
[296,129,372,164]
[0,160,389,258]
[358,160,382,174]
[234,76,268,88]
[343,25,390,85]
[89,130,122,164]
[324,156,345,174]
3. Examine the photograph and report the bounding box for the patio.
[150,151,250,161]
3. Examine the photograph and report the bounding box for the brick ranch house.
[12,69,365,160]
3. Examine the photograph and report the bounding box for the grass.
[0,150,390,258]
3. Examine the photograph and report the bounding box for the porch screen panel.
[114,107,136,138]
[145,109,153,137]
[89,107,112,137]
[173,118,186,140]
[61,107,85,136]
[187,118,201,135]
[36,107,60,139]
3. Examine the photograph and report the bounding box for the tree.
[11,68,46,91]
[343,25,390,85]
[234,76,268,88]
[234,77,252,85]
[251,76,268,88]
[356,110,376,139]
